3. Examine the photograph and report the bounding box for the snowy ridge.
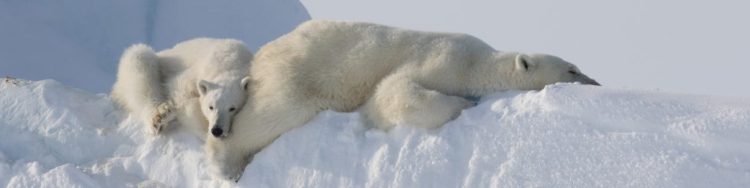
[1,78,749,187]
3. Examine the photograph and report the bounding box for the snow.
[0,0,310,93]
[2,77,749,187]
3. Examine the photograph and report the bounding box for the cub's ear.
[515,54,533,71]
[197,80,210,96]
[241,76,251,91]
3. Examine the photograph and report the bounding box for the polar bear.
[111,38,252,137]
[207,20,600,180]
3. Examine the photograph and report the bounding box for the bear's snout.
[211,127,223,137]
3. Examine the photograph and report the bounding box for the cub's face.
[197,77,251,138]
[513,53,599,90]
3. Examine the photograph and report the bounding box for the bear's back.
[250,20,497,111]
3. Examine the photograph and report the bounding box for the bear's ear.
[515,54,533,72]
[197,80,210,96]
[241,76,251,91]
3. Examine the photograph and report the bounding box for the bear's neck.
[462,51,518,96]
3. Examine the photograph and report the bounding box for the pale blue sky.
[300,0,750,97]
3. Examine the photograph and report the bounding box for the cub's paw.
[211,162,244,182]
[150,101,176,134]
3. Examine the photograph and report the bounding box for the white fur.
[111,38,252,138]
[207,20,599,180]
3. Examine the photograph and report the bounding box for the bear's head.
[511,53,599,90]
[197,76,251,138]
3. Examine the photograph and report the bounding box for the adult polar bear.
[209,20,600,180]
[111,38,252,138]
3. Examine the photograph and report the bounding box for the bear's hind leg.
[363,71,475,130]
[112,44,174,134]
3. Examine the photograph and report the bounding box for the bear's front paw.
[229,173,241,183]
[460,98,478,109]
[150,101,176,134]
[446,96,475,120]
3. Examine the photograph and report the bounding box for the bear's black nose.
[211,127,223,137]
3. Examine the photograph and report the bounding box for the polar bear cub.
[207,20,600,181]
[111,38,251,137]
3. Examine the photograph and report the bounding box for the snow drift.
[0,0,310,93]
[1,77,749,187]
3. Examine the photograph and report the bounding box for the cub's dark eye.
[229,107,236,112]
[568,70,578,75]
[209,106,214,110]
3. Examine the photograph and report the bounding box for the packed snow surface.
[1,78,749,187]
[0,0,310,93]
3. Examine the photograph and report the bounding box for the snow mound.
[0,0,310,93]
[1,78,749,187]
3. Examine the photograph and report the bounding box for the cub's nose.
[211,127,223,137]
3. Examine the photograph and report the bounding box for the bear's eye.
[209,106,214,110]
[229,107,236,112]
[568,70,578,75]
